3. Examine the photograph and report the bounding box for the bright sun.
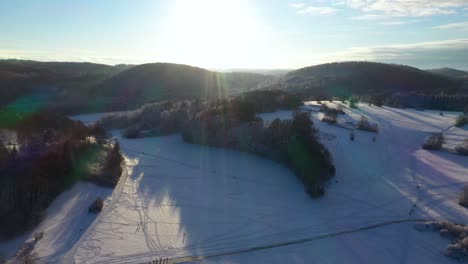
[157,0,270,69]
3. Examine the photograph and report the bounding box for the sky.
[0,0,468,70]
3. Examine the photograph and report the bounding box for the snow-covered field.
[2,103,467,263]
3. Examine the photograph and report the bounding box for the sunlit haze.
[1,0,468,69]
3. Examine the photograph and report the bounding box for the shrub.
[455,114,468,127]
[88,124,108,139]
[349,96,359,108]
[89,197,104,213]
[422,133,444,150]
[356,116,378,132]
[17,243,37,264]
[123,126,141,138]
[455,140,468,156]
[414,221,468,261]
[321,111,337,124]
[370,96,384,107]
[336,105,345,113]
[320,104,345,115]
[445,239,468,262]
[33,232,44,242]
[459,186,468,208]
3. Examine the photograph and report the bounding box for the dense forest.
[0,112,123,239]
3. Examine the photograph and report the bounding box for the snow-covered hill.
[2,103,467,264]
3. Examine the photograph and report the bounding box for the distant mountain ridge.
[0,60,272,113]
[1,60,468,114]
[427,68,468,79]
[0,60,132,104]
[263,62,467,98]
[92,63,273,109]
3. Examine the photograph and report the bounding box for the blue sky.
[1,0,468,69]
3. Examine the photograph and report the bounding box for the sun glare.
[157,0,270,69]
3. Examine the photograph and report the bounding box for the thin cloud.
[290,2,339,15]
[289,3,306,9]
[352,14,386,20]
[316,38,468,70]
[0,48,144,65]
[433,21,468,30]
[297,6,339,15]
[344,0,468,18]
[379,21,410,25]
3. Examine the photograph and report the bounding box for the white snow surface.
[2,103,467,264]
[0,183,113,263]
[73,103,467,264]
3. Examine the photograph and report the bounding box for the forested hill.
[2,60,468,114]
[0,60,271,114]
[0,60,131,105]
[427,68,468,79]
[264,62,466,98]
[93,63,272,108]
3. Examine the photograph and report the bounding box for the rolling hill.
[92,63,272,108]
[2,60,468,114]
[265,62,466,98]
[0,60,132,105]
[427,68,468,79]
[0,60,271,113]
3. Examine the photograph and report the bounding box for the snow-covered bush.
[349,96,359,108]
[17,242,37,264]
[370,96,384,107]
[321,111,337,124]
[445,240,468,262]
[89,197,104,213]
[356,116,379,133]
[455,114,468,127]
[415,221,468,261]
[33,232,44,242]
[459,186,468,208]
[320,104,345,115]
[456,140,468,156]
[422,133,444,150]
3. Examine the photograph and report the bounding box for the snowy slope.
[0,183,113,263]
[67,103,467,264]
